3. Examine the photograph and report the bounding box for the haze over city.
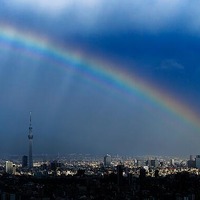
[1,0,200,156]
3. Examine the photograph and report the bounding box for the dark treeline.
[0,171,199,199]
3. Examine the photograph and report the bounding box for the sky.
[0,0,200,156]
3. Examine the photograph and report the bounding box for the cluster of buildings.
[4,112,200,176]
[188,155,200,168]
[2,113,200,199]
[1,154,200,200]
[4,150,200,178]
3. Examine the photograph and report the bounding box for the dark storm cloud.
[1,0,198,72]
[1,0,200,34]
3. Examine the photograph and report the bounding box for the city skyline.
[0,1,200,155]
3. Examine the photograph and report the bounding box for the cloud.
[7,0,72,14]
[4,0,102,16]
[2,0,200,34]
[160,59,184,70]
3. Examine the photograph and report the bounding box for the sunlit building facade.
[5,161,15,174]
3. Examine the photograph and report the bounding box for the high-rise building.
[104,154,111,167]
[170,159,175,166]
[28,112,33,168]
[5,161,15,174]
[188,155,196,168]
[150,158,159,168]
[188,160,196,168]
[13,164,16,174]
[50,160,62,171]
[22,155,28,168]
[195,155,200,169]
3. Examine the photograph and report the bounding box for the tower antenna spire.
[30,111,32,126]
[28,112,33,169]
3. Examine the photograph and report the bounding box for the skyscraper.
[28,112,33,168]
[195,155,200,169]
[22,155,28,168]
[6,161,14,174]
[104,154,111,167]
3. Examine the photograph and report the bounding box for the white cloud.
[9,0,102,15]
[160,59,184,70]
[10,0,72,14]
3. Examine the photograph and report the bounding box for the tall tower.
[28,112,33,168]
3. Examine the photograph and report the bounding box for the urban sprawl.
[0,154,200,199]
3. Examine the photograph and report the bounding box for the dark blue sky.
[0,0,200,156]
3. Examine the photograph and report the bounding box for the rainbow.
[0,23,200,130]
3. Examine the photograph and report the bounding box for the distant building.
[104,154,111,167]
[5,161,15,174]
[13,164,16,174]
[170,159,175,166]
[22,155,28,168]
[137,159,146,167]
[160,161,165,167]
[190,155,194,161]
[150,158,159,168]
[195,155,200,169]
[188,160,196,168]
[50,160,61,171]
[188,155,196,168]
